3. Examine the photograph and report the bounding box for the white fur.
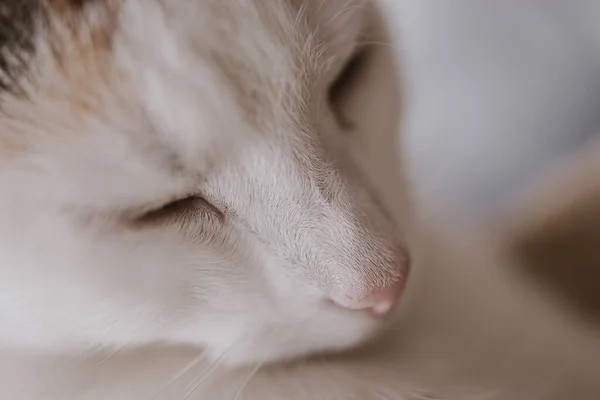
[1,1,600,399]
[0,0,407,383]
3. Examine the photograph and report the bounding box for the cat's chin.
[213,324,383,369]
[219,342,361,369]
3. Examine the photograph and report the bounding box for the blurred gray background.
[384,0,600,224]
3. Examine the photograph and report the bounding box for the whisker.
[233,363,263,400]
[183,346,232,400]
[150,350,206,399]
[326,3,366,26]
[356,40,397,51]
[293,2,308,30]
[64,343,109,363]
[375,384,443,400]
[96,345,126,366]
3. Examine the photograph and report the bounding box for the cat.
[1,1,600,399]
[0,0,410,397]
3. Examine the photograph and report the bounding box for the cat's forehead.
[0,0,365,163]
[114,0,366,132]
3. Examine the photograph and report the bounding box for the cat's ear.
[500,136,600,327]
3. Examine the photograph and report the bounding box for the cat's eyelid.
[124,191,199,219]
[138,193,226,222]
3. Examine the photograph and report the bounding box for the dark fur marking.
[0,0,40,94]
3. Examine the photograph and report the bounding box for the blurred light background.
[384,0,600,225]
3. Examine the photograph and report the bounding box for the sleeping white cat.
[1,1,599,399]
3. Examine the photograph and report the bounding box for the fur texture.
[0,0,409,376]
[2,1,600,399]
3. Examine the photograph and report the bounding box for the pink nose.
[329,278,406,317]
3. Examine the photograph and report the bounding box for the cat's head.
[0,0,408,366]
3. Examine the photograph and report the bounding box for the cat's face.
[0,0,407,366]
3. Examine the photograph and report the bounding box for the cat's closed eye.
[328,48,370,129]
[135,195,224,227]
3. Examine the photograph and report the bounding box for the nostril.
[328,278,406,317]
[362,280,405,315]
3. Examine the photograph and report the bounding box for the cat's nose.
[328,278,406,317]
